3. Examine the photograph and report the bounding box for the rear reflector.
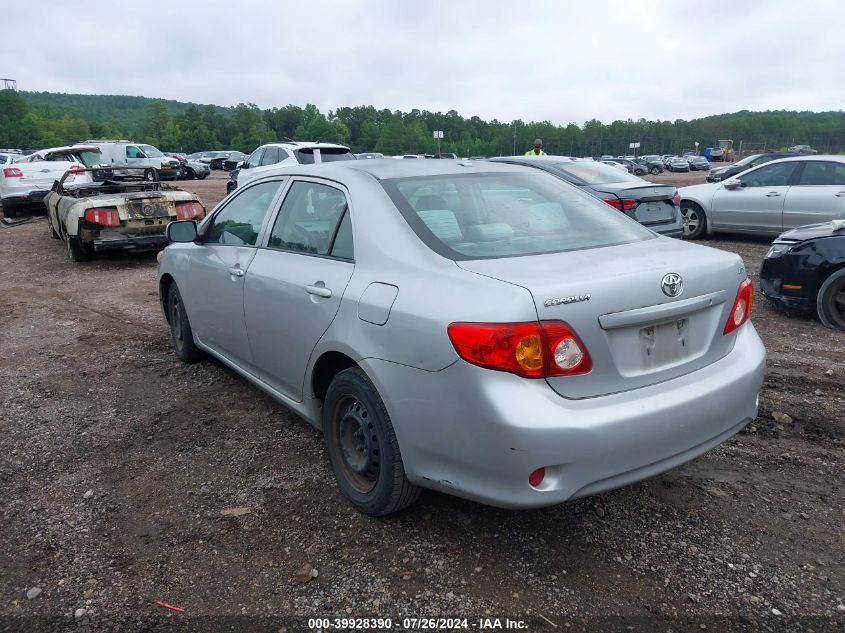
[3,167,23,178]
[528,468,545,487]
[68,164,86,176]
[723,278,754,335]
[604,198,639,212]
[84,207,120,227]
[175,201,205,220]
[447,321,592,378]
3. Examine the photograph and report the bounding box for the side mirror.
[724,179,743,190]
[166,220,198,243]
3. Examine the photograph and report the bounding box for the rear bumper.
[1,189,51,207]
[362,323,765,509]
[89,232,169,252]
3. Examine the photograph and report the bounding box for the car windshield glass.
[140,145,164,158]
[383,171,654,260]
[553,161,641,184]
[319,149,356,162]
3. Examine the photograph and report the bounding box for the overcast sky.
[4,0,844,125]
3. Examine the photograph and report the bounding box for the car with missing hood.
[157,159,764,515]
[46,168,205,262]
[761,219,845,330]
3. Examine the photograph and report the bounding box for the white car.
[236,142,355,188]
[1,145,101,218]
[679,155,845,239]
[600,160,630,173]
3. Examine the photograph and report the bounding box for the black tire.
[198,172,208,180]
[185,168,196,180]
[680,201,707,239]
[650,166,661,175]
[66,236,94,262]
[2,204,17,219]
[323,368,420,516]
[143,169,158,182]
[817,268,845,330]
[167,283,204,363]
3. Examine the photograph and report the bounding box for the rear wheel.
[66,236,94,262]
[681,201,707,239]
[817,269,845,330]
[650,166,661,175]
[323,368,420,516]
[167,283,204,363]
[2,203,17,219]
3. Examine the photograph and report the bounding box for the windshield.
[140,144,164,158]
[553,161,642,184]
[383,171,654,260]
[734,154,761,167]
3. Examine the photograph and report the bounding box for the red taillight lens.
[175,201,205,221]
[604,198,639,212]
[723,278,754,335]
[672,191,681,207]
[84,207,121,227]
[68,164,86,176]
[3,167,23,178]
[447,321,592,378]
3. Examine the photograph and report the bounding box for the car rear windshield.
[318,148,356,162]
[383,171,654,260]
[554,161,641,184]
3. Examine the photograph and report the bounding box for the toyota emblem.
[661,273,683,297]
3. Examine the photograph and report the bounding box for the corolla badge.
[661,273,683,297]
[544,293,591,307]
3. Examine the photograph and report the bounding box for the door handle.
[835,192,845,197]
[227,267,245,277]
[305,285,332,298]
[765,192,782,197]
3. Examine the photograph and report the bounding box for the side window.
[797,161,845,186]
[204,180,283,246]
[330,211,354,260]
[740,162,797,187]
[245,148,264,169]
[296,149,315,164]
[125,146,143,159]
[260,147,281,166]
[267,181,349,256]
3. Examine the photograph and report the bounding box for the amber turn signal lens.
[515,335,543,371]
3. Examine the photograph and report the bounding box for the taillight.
[175,201,205,220]
[604,198,639,212]
[68,164,86,176]
[3,167,23,178]
[672,191,681,207]
[723,278,754,335]
[84,207,121,227]
[447,321,592,378]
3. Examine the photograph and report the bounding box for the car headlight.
[765,241,798,258]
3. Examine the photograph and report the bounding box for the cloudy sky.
[4,0,844,124]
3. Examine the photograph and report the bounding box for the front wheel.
[817,269,845,330]
[680,202,707,239]
[650,166,661,175]
[167,283,204,363]
[143,169,158,182]
[323,368,420,516]
[2,204,17,219]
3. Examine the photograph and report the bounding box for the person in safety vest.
[525,138,545,156]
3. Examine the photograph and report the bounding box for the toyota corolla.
[158,160,766,516]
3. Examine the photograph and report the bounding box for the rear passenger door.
[782,161,845,229]
[244,179,355,401]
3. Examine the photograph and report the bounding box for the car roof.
[248,157,530,181]
[262,141,350,151]
[762,155,844,165]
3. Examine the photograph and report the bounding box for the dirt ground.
[1,169,843,632]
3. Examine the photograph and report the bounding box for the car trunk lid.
[456,238,748,398]
[593,182,678,227]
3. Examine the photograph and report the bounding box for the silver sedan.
[680,155,845,239]
[158,160,766,515]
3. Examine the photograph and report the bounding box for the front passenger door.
[710,161,798,234]
[183,179,285,367]
[244,179,355,401]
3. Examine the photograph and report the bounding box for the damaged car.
[46,169,205,262]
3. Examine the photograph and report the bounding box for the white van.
[75,140,182,181]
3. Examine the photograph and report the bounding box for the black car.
[706,152,798,183]
[633,158,664,175]
[489,157,683,237]
[222,152,247,171]
[760,221,845,330]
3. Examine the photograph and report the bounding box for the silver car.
[680,155,845,239]
[158,160,766,515]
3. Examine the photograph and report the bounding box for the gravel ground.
[1,170,843,632]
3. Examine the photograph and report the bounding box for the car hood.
[679,182,721,199]
[187,160,208,169]
[778,220,845,242]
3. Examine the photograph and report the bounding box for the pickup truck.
[46,168,206,262]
